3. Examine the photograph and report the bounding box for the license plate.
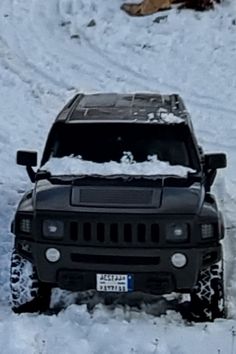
[96,273,133,292]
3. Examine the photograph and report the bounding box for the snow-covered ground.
[0,0,236,353]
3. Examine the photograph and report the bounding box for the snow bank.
[0,304,235,354]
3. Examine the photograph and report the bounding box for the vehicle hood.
[34,177,204,215]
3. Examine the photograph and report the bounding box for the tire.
[10,249,51,313]
[189,261,225,321]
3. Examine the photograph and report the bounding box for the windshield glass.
[43,122,200,170]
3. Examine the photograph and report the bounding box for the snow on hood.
[43,154,195,177]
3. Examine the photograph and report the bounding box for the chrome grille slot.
[70,222,78,241]
[83,222,92,242]
[137,223,146,243]
[97,223,105,243]
[124,223,132,243]
[151,224,159,243]
[110,223,118,243]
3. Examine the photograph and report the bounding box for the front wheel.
[189,261,225,321]
[10,249,51,313]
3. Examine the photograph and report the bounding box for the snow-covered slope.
[0,0,236,353]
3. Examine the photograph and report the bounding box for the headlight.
[43,220,64,238]
[166,223,188,242]
[201,224,214,239]
[19,218,32,234]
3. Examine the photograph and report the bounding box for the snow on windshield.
[43,152,195,177]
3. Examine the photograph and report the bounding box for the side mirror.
[17,150,37,167]
[17,150,38,183]
[205,153,227,170]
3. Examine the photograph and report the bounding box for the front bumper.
[16,240,222,294]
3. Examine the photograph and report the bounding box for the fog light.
[45,248,60,263]
[171,253,187,268]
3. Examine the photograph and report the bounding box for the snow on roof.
[43,154,195,177]
[147,108,184,124]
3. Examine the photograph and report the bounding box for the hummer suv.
[11,93,227,320]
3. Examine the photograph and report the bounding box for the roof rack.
[55,93,189,124]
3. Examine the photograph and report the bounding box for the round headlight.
[174,227,184,237]
[166,223,188,242]
[45,248,61,263]
[171,253,187,268]
[43,220,64,238]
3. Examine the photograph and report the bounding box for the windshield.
[42,122,200,170]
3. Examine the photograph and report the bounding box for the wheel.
[189,261,225,321]
[10,249,51,313]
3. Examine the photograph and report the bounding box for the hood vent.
[71,187,161,208]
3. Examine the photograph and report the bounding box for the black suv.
[11,93,227,320]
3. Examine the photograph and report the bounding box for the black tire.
[189,261,225,321]
[10,249,51,313]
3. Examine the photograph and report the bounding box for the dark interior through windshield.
[43,122,199,169]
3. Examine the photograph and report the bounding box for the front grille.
[70,221,159,247]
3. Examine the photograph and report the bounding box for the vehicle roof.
[56,93,191,125]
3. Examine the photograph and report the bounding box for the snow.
[0,0,236,353]
[43,155,195,177]
[0,304,236,354]
[148,109,184,123]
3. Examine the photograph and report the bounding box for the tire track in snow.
[30,0,154,91]
[57,0,236,117]
[0,0,73,99]
[2,0,235,121]
[78,29,236,118]
[0,0,127,93]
